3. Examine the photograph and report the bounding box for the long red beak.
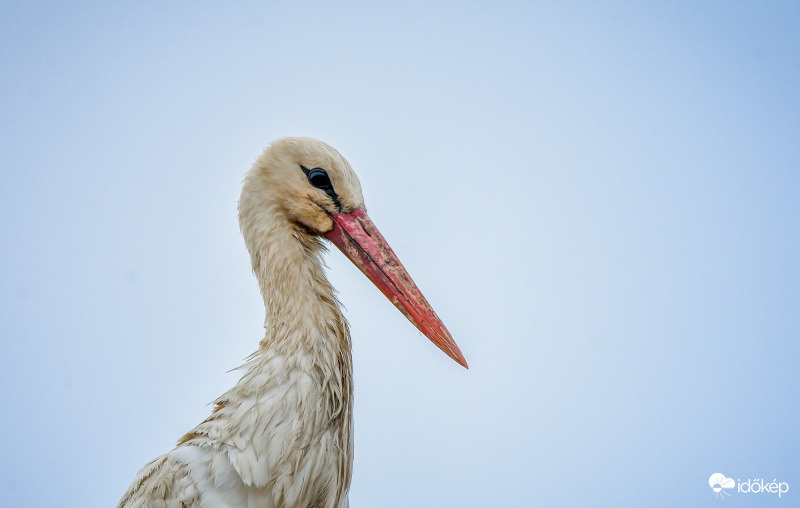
[325,207,468,368]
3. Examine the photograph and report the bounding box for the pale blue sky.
[1,2,798,506]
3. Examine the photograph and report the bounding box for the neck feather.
[176,181,354,505]
[196,200,355,501]
[243,201,350,357]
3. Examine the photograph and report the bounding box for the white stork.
[117,137,467,508]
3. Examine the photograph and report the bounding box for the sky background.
[1,2,799,507]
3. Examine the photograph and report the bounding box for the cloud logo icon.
[709,473,735,498]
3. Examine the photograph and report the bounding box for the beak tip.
[446,345,469,369]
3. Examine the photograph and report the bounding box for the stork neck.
[182,208,354,504]
[245,211,350,358]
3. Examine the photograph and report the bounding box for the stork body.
[118,137,465,508]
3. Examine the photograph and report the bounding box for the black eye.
[307,168,332,190]
[300,165,343,211]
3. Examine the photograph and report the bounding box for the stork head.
[240,136,364,234]
[240,136,467,368]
